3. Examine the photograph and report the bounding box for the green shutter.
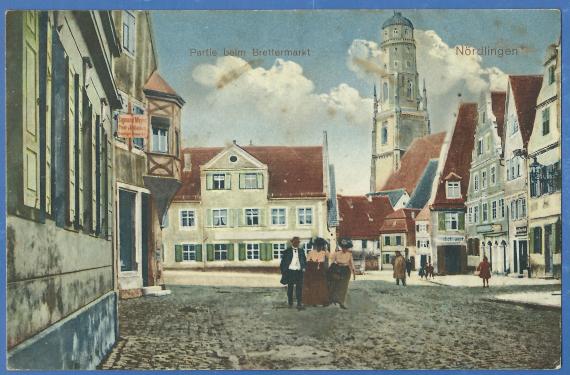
[264,243,272,261]
[529,227,535,254]
[239,243,246,261]
[259,208,265,226]
[438,213,445,231]
[458,213,465,230]
[257,173,263,189]
[175,245,183,262]
[206,174,213,190]
[207,244,214,261]
[227,243,235,260]
[259,243,266,261]
[196,244,202,261]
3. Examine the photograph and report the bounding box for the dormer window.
[446,181,461,199]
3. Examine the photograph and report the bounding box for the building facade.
[527,43,562,278]
[6,11,121,369]
[465,91,508,273]
[430,103,478,274]
[370,12,430,192]
[162,143,329,271]
[503,75,542,277]
[414,206,432,269]
[379,208,420,270]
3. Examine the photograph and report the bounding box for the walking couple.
[280,236,355,310]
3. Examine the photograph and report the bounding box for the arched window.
[383,82,388,102]
[381,124,388,145]
[407,80,413,99]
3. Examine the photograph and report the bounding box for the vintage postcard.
[3,4,564,371]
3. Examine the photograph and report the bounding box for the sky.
[151,9,560,195]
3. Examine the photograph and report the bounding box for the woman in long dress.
[302,237,330,306]
[327,238,356,309]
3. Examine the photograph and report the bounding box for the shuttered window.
[45,16,52,214]
[67,63,76,224]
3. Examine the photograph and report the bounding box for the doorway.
[119,189,136,272]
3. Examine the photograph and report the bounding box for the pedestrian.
[302,237,330,306]
[406,257,412,277]
[280,236,307,310]
[327,238,356,309]
[418,264,426,280]
[393,250,407,286]
[477,256,491,288]
[427,262,434,279]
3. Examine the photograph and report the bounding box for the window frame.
[212,208,228,227]
[179,209,196,229]
[297,207,313,226]
[245,208,260,226]
[182,243,198,262]
[445,212,459,231]
[272,242,287,260]
[214,243,228,261]
[446,181,461,199]
[271,207,287,226]
[246,242,260,260]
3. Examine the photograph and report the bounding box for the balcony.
[146,151,181,181]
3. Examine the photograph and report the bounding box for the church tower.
[370,12,430,193]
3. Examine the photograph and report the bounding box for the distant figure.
[327,238,356,309]
[406,258,412,277]
[302,237,330,306]
[427,263,435,279]
[393,251,407,286]
[280,236,307,310]
[477,256,491,288]
[418,264,427,280]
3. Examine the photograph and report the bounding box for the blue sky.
[151,10,560,194]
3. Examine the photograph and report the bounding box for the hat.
[339,238,353,249]
[314,237,327,249]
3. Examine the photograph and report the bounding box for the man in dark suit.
[280,236,307,310]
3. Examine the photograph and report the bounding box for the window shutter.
[239,173,245,189]
[23,11,40,209]
[91,113,97,232]
[227,243,234,260]
[206,244,214,261]
[206,209,212,227]
[76,74,84,227]
[259,243,266,261]
[195,244,203,261]
[438,213,445,231]
[458,213,465,230]
[174,245,183,262]
[529,228,535,254]
[238,243,246,261]
[237,209,244,227]
[256,173,263,189]
[259,208,265,226]
[67,64,76,224]
[225,173,231,189]
[45,18,52,214]
[206,174,213,190]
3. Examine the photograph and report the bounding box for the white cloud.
[347,29,508,131]
[189,56,373,194]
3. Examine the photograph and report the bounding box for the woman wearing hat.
[327,238,356,309]
[302,237,331,306]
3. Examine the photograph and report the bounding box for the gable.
[202,144,266,171]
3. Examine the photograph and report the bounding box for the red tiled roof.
[491,91,506,140]
[382,132,446,194]
[174,145,325,201]
[379,208,420,245]
[509,75,543,148]
[432,103,478,210]
[144,71,179,96]
[337,195,394,240]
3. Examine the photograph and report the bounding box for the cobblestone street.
[99,279,561,370]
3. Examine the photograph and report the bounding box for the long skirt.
[302,261,329,305]
[328,266,351,304]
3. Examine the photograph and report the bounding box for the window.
[245,208,260,226]
[407,80,413,99]
[473,173,479,192]
[477,139,483,156]
[467,207,473,224]
[213,209,228,227]
[271,208,286,225]
[548,65,556,85]
[492,201,497,220]
[152,127,168,153]
[531,162,561,197]
[122,11,136,55]
[132,105,145,149]
[362,240,368,249]
[213,173,226,190]
[482,203,488,222]
[445,213,459,231]
[239,172,263,189]
[383,254,391,264]
[481,170,487,189]
[273,243,286,259]
[393,28,398,36]
[247,243,260,260]
[446,181,461,199]
[381,123,388,145]
[182,244,197,261]
[542,107,550,136]
[490,165,496,186]
[384,236,391,246]
[298,207,313,225]
[180,210,195,228]
[214,244,228,261]
[511,119,519,135]
[518,198,526,217]
[533,227,542,254]
[474,206,479,223]
[383,82,388,102]
[499,199,505,218]
[395,236,402,246]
